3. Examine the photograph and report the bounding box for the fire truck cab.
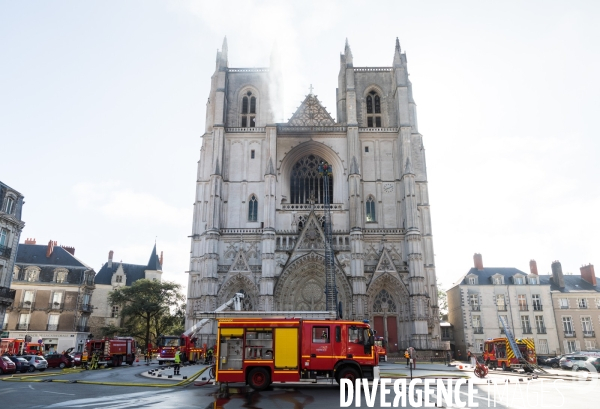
[483,337,537,371]
[0,338,42,355]
[216,318,380,391]
[374,336,388,362]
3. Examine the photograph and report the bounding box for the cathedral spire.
[344,38,353,65]
[221,36,228,66]
[393,37,402,66]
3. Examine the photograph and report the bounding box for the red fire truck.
[483,337,537,371]
[374,336,387,362]
[86,337,137,367]
[215,317,380,391]
[157,294,244,365]
[0,338,43,355]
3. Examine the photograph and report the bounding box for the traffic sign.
[38,339,43,344]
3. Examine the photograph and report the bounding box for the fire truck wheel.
[337,367,359,383]
[248,368,271,391]
[501,362,507,371]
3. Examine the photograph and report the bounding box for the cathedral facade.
[187,39,441,351]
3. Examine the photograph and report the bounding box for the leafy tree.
[437,283,448,320]
[107,279,185,350]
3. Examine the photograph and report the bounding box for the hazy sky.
[1,0,599,291]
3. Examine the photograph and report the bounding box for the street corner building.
[5,239,96,353]
[186,38,443,353]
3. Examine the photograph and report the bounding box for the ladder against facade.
[319,161,338,317]
[193,311,338,320]
[498,315,548,374]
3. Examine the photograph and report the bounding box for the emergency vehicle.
[374,336,387,362]
[157,294,245,365]
[85,337,137,367]
[0,338,43,355]
[483,337,537,371]
[215,317,380,391]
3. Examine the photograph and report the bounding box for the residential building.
[6,239,96,352]
[0,181,25,335]
[448,254,559,356]
[89,246,163,336]
[187,38,442,352]
[539,261,600,354]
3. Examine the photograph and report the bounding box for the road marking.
[44,389,174,408]
[43,391,75,396]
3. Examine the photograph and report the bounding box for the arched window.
[248,195,258,222]
[366,196,376,222]
[373,289,397,313]
[241,90,256,127]
[3,196,15,214]
[366,90,382,128]
[290,154,333,204]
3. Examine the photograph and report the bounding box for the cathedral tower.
[187,39,441,351]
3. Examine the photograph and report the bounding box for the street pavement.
[0,360,598,408]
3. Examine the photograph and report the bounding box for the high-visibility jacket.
[174,352,181,364]
[404,351,410,359]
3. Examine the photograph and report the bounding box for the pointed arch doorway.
[372,289,399,353]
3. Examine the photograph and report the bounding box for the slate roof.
[16,244,89,268]
[451,267,529,288]
[94,245,162,286]
[538,274,600,293]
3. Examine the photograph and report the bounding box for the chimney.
[46,240,55,257]
[24,238,36,245]
[580,264,597,286]
[529,259,538,275]
[551,260,565,288]
[159,251,163,267]
[62,246,75,255]
[108,250,114,268]
[473,253,483,271]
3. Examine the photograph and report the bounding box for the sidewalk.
[379,361,464,379]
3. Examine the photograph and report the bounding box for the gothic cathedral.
[187,39,441,351]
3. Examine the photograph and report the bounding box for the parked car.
[69,352,86,367]
[0,355,17,374]
[543,355,563,368]
[44,353,74,369]
[21,355,48,372]
[6,356,30,373]
[559,355,588,370]
[584,357,600,372]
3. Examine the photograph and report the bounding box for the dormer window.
[115,275,123,283]
[492,276,504,285]
[528,277,538,285]
[241,91,256,127]
[366,90,382,128]
[3,196,15,214]
[56,270,68,283]
[513,276,525,285]
[466,275,478,285]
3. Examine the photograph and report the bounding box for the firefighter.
[404,349,410,368]
[206,347,214,365]
[174,348,181,376]
[90,351,99,370]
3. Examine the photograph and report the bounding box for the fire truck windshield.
[157,336,179,347]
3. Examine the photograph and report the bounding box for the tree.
[437,283,448,320]
[107,279,185,351]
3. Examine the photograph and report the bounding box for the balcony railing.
[533,304,543,311]
[578,303,588,309]
[473,327,484,334]
[18,302,35,309]
[522,326,533,334]
[497,305,507,311]
[519,304,529,311]
[46,324,58,331]
[76,325,90,332]
[0,244,12,258]
[0,286,16,306]
[583,331,595,338]
[49,302,64,310]
[470,305,481,311]
[536,326,547,334]
[564,331,576,338]
[16,323,29,330]
[80,304,94,313]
